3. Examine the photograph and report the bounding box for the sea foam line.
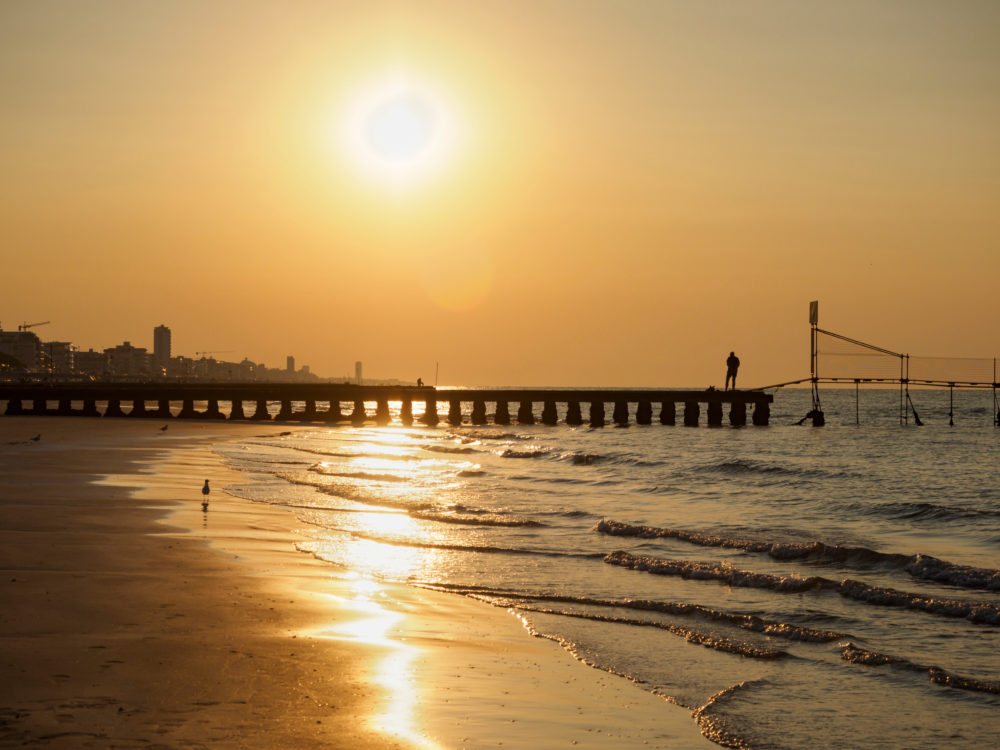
[604,551,1000,625]
[596,519,1000,590]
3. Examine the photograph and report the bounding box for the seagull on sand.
[30,434,41,442]
[159,424,168,432]
[202,479,210,497]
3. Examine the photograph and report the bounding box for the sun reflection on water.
[314,575,441,749]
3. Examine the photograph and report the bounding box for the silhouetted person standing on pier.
[725,352,740,390]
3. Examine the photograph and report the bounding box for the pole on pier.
[809,301,825,425]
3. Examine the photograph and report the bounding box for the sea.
[215,387,1000,749]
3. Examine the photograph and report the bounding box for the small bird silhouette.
[30,434,41,442]
[159,424,168,432]
[202,479,210,497]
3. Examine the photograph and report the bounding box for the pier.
[0,384,772,427]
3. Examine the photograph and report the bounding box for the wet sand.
[0,417,710,748]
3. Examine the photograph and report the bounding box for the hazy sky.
[2,1,998,386]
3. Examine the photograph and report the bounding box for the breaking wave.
[595,519,1000,590]
[604,551,1000,625]
[841,642,1000,694]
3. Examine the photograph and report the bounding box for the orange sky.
[2,1,998,386]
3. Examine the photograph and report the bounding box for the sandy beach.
[0,416,709,749]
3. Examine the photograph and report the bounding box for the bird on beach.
[30,434,41,442]
[202,479,210,497]
[201,479,210,512]
[159,424,168,432]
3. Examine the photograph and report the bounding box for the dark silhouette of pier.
[0,384,773,427]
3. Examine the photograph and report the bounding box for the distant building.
[42,341,74,374]
[286,355,295,373]
[153,325,171,375]
[355,361,363,385]
[0,329,41,370]
[74,348,108,377]
[105,341,151,378]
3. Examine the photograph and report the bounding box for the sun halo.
[340,72,459,188]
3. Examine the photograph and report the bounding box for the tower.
[153,325,171,374]
[355,361,363,385]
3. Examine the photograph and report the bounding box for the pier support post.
[205,399,225,420]
[448,400,463,426]
[250,399,271,420]
[683,401,699,427]
[276,400,294,421]
[176,398,196,419]
[707,401,723,427]
[494,401,510,425]
[4,398,24,416]
[752,401,770,426]
[471,400,487,425]
[729,401,747,427]
[82,399,100,417]
[300,399,318,421]
[229,398,246,420]
[323,400,344,423]
[659,401,676,425]
[57,398,73,416]
[422,398,439,426]
[565,401,583,426]
[517,401,535,425]
[375,400,391,425]
[129,399,149,418]
[400,399,413,426]
[350,400,366,426]
[105,398,126,418]
[31,398,48,416]
[636,401,652,425]
[541,401,558,425]
[155,398,172,419]
[589,401,606,427]
[612,401,629,427]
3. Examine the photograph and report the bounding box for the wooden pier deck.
[0,383,773,427]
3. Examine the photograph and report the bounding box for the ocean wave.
[864,500,1000,522]
[514,605,788,659]
[606,550,1000,625]
[566,452,602,465]
[410,583,843,643]
[500,448,549,459]
[422,444,479,455]
[841,642,1000,694]
[604,550,824,592]
[687,457,848,481]
[341,529,602,558]
[457,469,486,477]
[448,429,530,441]
[308,467,409,483]
[409,510,543,528]
[693,681,762,750]
[596,519,1000,590]
[286,445,419,461]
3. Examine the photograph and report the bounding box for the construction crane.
[18,321,50,332]
[195,350,235,358]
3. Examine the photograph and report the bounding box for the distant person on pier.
[725,352,740,390]
[416,377,423,388]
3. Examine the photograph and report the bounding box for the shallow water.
[218,388,1000,748]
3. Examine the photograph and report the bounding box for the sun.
[340,71,459,187]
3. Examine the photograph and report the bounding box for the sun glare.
[341,71,459,187]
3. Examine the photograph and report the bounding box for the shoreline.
[0,417,711,748]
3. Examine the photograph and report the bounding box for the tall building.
[355,361,363,385]
[153,325,171,374]
[286,355,295,373]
